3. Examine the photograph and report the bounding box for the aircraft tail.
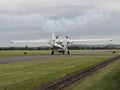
[51,33,56,45]
[52,33,55,40]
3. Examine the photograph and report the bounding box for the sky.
[0,0,120,47]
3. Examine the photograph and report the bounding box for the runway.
[0,53,85,64]
[0,50,109,64]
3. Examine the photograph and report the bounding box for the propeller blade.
[56,35,58,39]
[66,36,68,39]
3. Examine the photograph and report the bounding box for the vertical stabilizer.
[51,32,55,45]
[52,32,55,40]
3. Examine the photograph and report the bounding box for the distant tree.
[25,46,28,50]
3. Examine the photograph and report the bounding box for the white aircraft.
[10,33,112,55]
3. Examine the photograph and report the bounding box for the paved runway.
[0,53,85,64]
[0,50,111,64]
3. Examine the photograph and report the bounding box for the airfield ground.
[66,58,120,90]
[0,50,88,64]
[0,50,119,90]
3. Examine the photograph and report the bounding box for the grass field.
[0,50,86,58]
[0,50,119,58]
[0,50,119,90]
[66,59,120,90]
[0,50,50,58]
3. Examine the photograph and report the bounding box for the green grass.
[0,50,119,58]
[0,50,84,58]
[0,50,119,90]
[0,50,50,58]
[65,59,120,90]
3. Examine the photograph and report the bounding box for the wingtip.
[109,38,113,41]
[10,40,14,43]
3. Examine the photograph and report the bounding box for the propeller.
[65,36,72,46]
[56,35,58,39]
[66,36,68,39]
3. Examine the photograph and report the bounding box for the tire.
[67,51,70,55]
[51,51,54,55]
[63,51,65,55]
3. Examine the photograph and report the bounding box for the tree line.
[0,44,120,50]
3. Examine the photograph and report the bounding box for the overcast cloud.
[0,0,120,46]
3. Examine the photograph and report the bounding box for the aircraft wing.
[10,39,50,43]
[70,38,112,42]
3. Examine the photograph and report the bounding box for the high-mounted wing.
[10,39,50,43]
[54,38,112,43]
[70,38,112,42]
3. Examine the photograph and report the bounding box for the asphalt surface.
[0,53,85,64]
[0,50,113,64]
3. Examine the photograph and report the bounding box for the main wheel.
[62,51,65,55]
[67,51,70,55]
[51,51,54,55]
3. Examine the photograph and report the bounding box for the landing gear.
[62,51,65,55]
[51,51,54,55]
[67,51,70,55]
[51,50,70,55]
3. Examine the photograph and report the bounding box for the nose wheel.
[51,51,54,55]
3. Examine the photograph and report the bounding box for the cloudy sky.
[0,0,120,46]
